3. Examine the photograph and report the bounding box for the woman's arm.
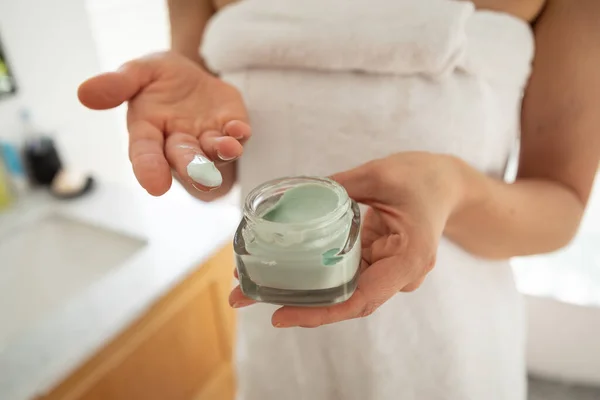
[168,0,214,64]
[228,0,599,324]
[167,0,241,201]
[445,0,600,259]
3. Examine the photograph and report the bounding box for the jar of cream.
[234,176,361,306]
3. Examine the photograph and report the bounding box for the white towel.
[201,1,534,399]
[203,0,533,84]
[202,0,533,197]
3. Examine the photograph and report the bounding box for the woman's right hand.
[78,51,251,197]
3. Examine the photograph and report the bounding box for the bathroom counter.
[0,183,240,400]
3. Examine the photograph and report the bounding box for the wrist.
[443,155,489,233]
[171,46,208,67]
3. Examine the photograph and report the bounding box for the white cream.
[234,177,362,305]
[186,155,223,188]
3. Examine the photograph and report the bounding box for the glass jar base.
[238,270,359,307]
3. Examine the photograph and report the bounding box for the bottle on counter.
[19,108,63,186]
[0,139,29,196]
[0,159,14,210]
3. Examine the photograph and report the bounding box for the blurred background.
[0,1,598,399]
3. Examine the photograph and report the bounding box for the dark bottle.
[23,136,62,186]
[19,109,63,186]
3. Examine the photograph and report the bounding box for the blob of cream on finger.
[186,155,223,188]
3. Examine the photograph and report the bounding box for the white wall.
[0,0,133,185]
[83,0,170,188]
[85,0,169,71]
[526,296,600,386]
[515,177,600,385]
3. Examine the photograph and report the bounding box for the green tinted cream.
[262,184,339,223]
[234,177,362,306]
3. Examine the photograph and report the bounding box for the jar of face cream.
[234,177,361,306]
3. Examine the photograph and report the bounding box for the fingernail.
[274,321,295,328]
[186,154,223,188]
[190,182,218,193]
[217,150,237,161]
[232,300,253,308]
[224,120,245,139]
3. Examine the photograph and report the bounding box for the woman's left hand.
[229,152,466,328]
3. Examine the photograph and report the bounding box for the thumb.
[330,161,381,203]
[78,60,153,110]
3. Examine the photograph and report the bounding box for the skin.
[78,52,250,196]
[78,0,600,328]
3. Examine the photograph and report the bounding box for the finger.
[273,234,412,328]
[272,254,409,328]
[223,120,252,145]
[330,161,383,203]
[199,130,244,164]
[233,268,239,280]
[361,246,373,267]
[164,132,222,190]
[229,285,257,308]
[401,276,426,292]
[128,119,172,196]
[361,208,389,250]
[78,60,153,110]
[370,233,407,264]
[272,286,378,328]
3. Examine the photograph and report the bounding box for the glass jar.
[234,176,361,306]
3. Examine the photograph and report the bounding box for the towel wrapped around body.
[202,1,534,398]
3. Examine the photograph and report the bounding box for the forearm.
[445,0,600,260]
[445,158,585,259]
[168,0,240,201]
[167,0,214,64]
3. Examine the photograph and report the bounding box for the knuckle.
[299,322,321,329]
[410,233,437,273]
[358,302,379,318]
[306,313,327,328]
[366,161,391,193]
[401,280,422,293]
[120,58,147,75]
[352,287,379,319]
[424,253,437,273]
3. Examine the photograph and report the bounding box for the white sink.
[0,212,145,350]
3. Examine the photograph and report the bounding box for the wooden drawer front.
[38,245,236,400]
[79,284,223,400]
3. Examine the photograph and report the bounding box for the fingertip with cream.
[186,154,223,189]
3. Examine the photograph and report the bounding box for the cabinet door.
[37,244,236,400]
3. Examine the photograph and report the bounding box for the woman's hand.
[229,152,466,328]
[78,51,251,197]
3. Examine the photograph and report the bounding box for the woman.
[78,0,600,398]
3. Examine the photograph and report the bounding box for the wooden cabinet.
[37,244,236,400]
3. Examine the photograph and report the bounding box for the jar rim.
[243,176,351,230]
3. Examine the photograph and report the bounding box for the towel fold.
[203,0,533,87]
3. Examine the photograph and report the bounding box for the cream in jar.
[233,177,361,306]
